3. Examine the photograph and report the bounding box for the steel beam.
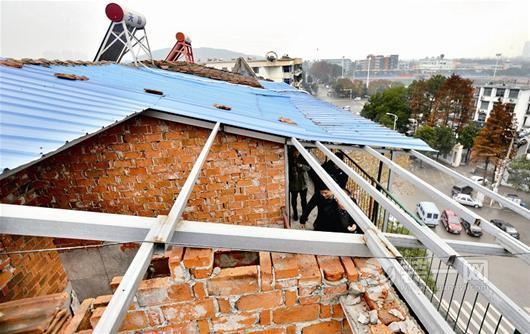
[365,146,530,265]
[1,203,510,258]
[144,110,285,144]
[360,146,530,331]
[94,123,220,333]
[385,233,510,257]
[411,150,530,220]
[292,138,455,334]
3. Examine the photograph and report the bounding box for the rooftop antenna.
[165,32,194,63]
[94,3,153,66]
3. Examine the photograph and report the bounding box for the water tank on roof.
[105,3,146,29]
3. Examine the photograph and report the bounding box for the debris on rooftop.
[54,73,89,81]
[213,103,232,110]
[144,88,164,95]
[279,116,297,125]
[0,59,23,69]
[145,60,263,88]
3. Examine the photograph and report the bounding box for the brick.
[302,320,342,334]
[207,265,259,296]
[260,252,273,291]
[197,319,210,334]
[342,319,353,334]
[299,296,320,305]
[271,253,299,280]
[211,312,258,332]
[183,248,213,268]
[167,283,194,302]
[297,254,321,286]
[260,310,272,326]
[272,304,319,324]
[161,298,215,322]
[322,284,348,303]
[353,258,383,278]
[144,322,197,333]
[320,304,332,318]
[249,329,286,334]
[284,289,297,306]
[340,257,359,282]
[236,290,282,311]
[191,266,213,279]
[369,324,393,334]
[332,303,344,319]
[193,281,207,299]
[93,295,112,308]
[287,326,296,334]
[110,276,122,291]
[275,278,298,289]
[90,308,148,331]
[217,297,232,313]
[317,256,345,282]
[378,309,402,325]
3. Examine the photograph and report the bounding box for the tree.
[415,125,456,159]
[360,86,410,131]
[433,126,457,159]
[428,74,475,132]
[508,157,530,192]
[471,103,517,182]
[415,125,436,148]
[333,78,365,98]
[408,75,446,123]
[458,123,480,162]
[308,61,342,85]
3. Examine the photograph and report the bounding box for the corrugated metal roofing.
[0,62,432,172]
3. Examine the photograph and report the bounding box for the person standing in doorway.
[288,148,310,221]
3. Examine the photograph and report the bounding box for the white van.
[416,201,440,227]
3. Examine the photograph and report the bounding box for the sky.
[1,0,529,61]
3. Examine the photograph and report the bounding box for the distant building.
[474,84,530,130]
[416,56,456,73]
[202,54,303,87]
[354,54,399,71]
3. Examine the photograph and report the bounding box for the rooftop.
[0,58,431,173]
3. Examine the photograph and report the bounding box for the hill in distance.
[150,47,262,62]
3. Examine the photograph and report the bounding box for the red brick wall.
[0,115,286,301]
[0,115,285,225]
[0,235,68,302]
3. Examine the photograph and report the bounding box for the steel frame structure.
[410,150,530,220]
[0,130,529,332]
[317,143,530,332]
[364,146,530,265]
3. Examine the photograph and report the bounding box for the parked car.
[490,219,520,239]
[441,209,462,234]
[451,184,473,197]
[453,193,482,208]
[469,176,486,185]
[416,201,440,227]
[505,193,528,209]
[342,105,351,111]
[461,219,483,237]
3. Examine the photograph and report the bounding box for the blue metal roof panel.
[0,63,432,172]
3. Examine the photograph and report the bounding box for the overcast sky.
[1,0,529,61]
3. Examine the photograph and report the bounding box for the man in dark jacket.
[299,187,339,232]
[299,184,361,233]
[288,149,310,221]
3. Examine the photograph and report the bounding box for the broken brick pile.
[62,247,422,334]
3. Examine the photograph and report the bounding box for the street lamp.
[386,112,398,130]
[492,53,502,81]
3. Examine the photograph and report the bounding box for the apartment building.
[474,84,530,130]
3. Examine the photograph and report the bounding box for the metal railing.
[325,149,524,334]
